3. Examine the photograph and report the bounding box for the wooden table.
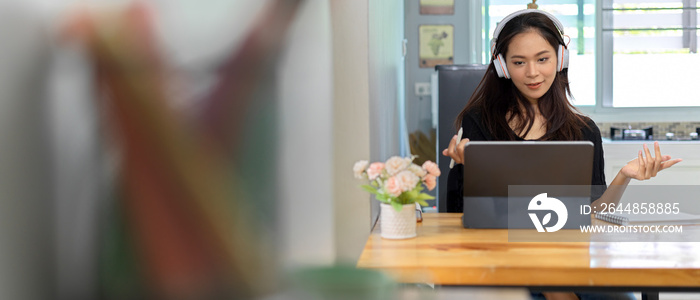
[357,213,700,295]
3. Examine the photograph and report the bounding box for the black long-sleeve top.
[445,109,607,213]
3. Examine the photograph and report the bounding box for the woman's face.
[505,30,558,104]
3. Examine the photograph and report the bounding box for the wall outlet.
[414,82,431,96]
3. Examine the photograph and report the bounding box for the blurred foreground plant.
[62,1,303,298]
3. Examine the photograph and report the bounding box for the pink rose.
[367,162,385,180]
[395,170,420,192]
[384,156,409,175]
[422,161,441,177]
[353,160,368,179]
[407,164,427,178]
[385,176,402,197]
[423,174,436,191]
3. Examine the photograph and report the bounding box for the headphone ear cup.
[557,44,569,72]
[493,53,510,79]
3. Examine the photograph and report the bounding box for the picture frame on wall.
[419,24,454,68]
[419,0,454,15]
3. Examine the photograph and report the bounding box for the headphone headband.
[492,9,565,41]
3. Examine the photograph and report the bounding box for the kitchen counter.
[601,140,700,185]
[602,138,700,144]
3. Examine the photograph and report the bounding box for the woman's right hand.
[442,135,470,165]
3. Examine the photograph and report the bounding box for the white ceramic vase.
[380,203,417,239]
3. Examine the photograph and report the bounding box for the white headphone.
[491,9,569,79]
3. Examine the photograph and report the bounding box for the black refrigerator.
[434,64,488,212]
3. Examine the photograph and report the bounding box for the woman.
[441,9,682,300]
[442,10,681,213]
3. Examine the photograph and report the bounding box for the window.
[602,0,699,107]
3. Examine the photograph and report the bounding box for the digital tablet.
[462,141,594,229]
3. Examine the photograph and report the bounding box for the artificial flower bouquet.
[353,156,440,211]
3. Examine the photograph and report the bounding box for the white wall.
[281,0,406,266]
[280,0,405,265]
[278,0,336,268]
[330,1,371,263]
[368,0,405,228]
[403,0,471,138]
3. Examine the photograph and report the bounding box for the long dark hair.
[455,12,587,140]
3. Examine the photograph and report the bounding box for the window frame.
[585,0,700,122]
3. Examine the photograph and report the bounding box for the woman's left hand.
[621,141,682,180]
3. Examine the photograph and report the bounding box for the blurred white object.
[449,127,463,168]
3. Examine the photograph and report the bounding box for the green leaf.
[417,200,429,207]
[391,201,402,212]
[360,185,377,194]
[370,181,379,187]
[415,193,435,201]
[376,193,388,202]
[403,190,418,200]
